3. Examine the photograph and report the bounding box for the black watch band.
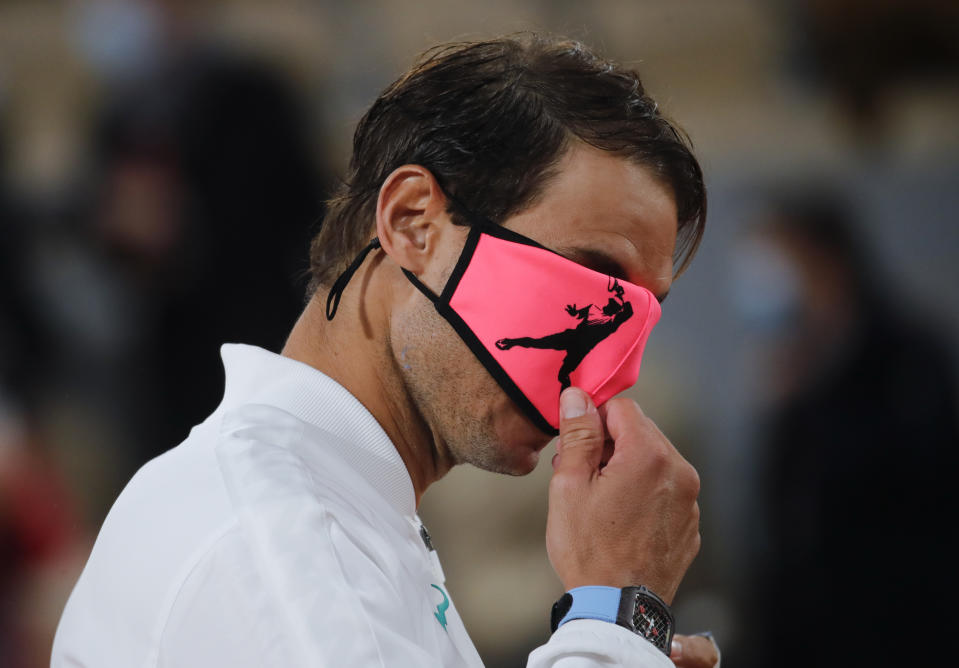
[550,585,675,656]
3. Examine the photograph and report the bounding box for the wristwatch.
[550,585,675,655]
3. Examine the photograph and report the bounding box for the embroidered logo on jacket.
[431,584,450,630]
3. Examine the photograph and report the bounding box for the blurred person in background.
[0,3,328,663]
[52,34,719,668]
[732,189,959,667]
[78,0,328,463]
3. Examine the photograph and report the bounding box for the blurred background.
[1,1,957,666]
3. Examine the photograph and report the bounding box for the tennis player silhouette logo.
[495,277,634,390]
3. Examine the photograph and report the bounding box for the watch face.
[632,593,672,652]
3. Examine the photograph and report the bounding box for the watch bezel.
[616,585,675,655]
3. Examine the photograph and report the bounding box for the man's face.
[391,144,678,476]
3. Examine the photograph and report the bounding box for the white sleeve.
[527,619,674,668]
[156,529,298,668]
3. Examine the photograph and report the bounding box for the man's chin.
[508,448,541,476]
[485,444,544,477]
[484,415,553,475]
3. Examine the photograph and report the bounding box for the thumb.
[556,387,604,474]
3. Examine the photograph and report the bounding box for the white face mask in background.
[728,238,803,337]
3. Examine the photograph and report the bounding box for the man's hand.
[670,634,720,668]
[546,387,701,603]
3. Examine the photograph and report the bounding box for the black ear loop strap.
[325,238,381,320]
[402,269,439,304]
[323,191,481,321]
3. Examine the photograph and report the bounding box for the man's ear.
[375,165,451,275]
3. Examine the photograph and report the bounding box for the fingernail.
[560,388,587,418]
[670,640,682,658]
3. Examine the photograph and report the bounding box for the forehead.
[500,144,678,300]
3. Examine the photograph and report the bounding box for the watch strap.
[552,586,621,629]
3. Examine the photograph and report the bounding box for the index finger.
[600,397,649,450]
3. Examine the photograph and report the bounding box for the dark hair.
[308,34,706,292]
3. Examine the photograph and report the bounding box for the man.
[733,190,959,667]
[53,35,715,667]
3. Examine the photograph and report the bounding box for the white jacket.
[52,344,671,667]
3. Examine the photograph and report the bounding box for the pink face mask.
[327,222,661,436]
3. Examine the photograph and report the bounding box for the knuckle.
[560,422,602,449]
[684,463,701,498]
[646,441,670,469]
[691,528,702,557]
[549,470,579,496]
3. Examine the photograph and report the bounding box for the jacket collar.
[217,343,416,517]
